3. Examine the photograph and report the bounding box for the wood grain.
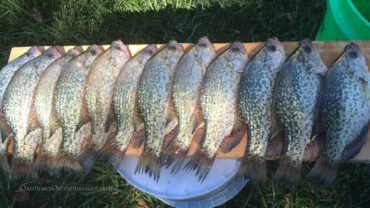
[7,41,370,162]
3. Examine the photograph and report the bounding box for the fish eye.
[267,44,277,52]
[303,45,312,53]
[348,50,358,58]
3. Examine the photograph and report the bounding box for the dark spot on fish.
[303,45,311,53]
[348,50,358,59]
[267,44,277,52]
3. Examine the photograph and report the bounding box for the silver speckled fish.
[239,38,286,185]
[165,37,216,174]
[107,44,157,168]
[0,46,44,178]
[85,40,131,158]
[3,47,64,177]
[55,45,104,172]
[34,46,83,172]
[273,38,327,185]
[136,40,184,181]
[186,42,248,182]
[307,43,370,186]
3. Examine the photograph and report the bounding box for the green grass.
[1,0,369,207]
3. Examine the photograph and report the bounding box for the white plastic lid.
[117,156,241,200]
[157,176,248,208]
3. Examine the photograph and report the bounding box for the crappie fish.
[55,45,104,173]
[3,47,64,177]
[107,44,157,168]
[273,38,327,185]
[307,43,370,186]
[136,40,184,181]
[34,46,83,172]
[187,42,248,182]
[239,38,286,185]
[165,37,216,174]
[0,46,44,178]
[85,40,131,158]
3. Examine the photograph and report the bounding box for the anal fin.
[341,121,370,161]
[219,127,246,153]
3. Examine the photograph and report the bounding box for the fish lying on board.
[105,44,157,168]
[0,46,44,179]
[3,47,64,178]
[307,42,370,186]
[34,46,83,174]
[186,42,248,182]
[163,37,216,174]
[273,38,327,185]
[239,38,286,185]
[55,45,104,173]
[85,40,131,167]
[136,40,184,181]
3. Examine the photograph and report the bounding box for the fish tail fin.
[79,151,97,174]
[11,158,38,180]
[185,149,215,182]
[161,141,189,174]
[307,160,337,187]
[273,157,301,186]
[135,148,161,182]
[0,153,11,179]
[34,153,60,176]
[100,141,125,170]
[239,156,267,186]
[55,153,84,174]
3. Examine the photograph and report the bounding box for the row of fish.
[0,38,368,188]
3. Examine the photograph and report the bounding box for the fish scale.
[273,38,327,185]
[308,42,370,186]
[239,38,286,185]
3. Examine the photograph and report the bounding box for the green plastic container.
[316,0,370,40]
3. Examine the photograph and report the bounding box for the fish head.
[43,46,64,60]
[140,44,158,64]
[166,40,184,65]
[342,42,369,84]
[262,37,286,70]
[226,41,248,73]
[196,36,217,66]
[297,38,327,75]
[84,45,104,66]
[26,46,44,58]
[111,40,131,66]
[66,46,83,58]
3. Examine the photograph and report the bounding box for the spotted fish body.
[85,41,131,154]
[166,37,216,173]
[239,38,286,184]
[3,47,64,177]
[187,42,248,182]
[55,45,103,172]
[273,39,327,185]
[136,40,184,181]
[34,46,83,172]
[307,43,370,186]
[0,46,44,178]
[108,45,157,168]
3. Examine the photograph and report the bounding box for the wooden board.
[8,41,370,163]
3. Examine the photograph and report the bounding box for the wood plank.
[7,41,370,162]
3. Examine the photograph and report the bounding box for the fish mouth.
[168,40,184,52]
[230,41,245,53]
[44,46,65,58]
[345,42,361,58]
[265,37,283,52]
[27,46,45,57]
[299,38,313,53]
[198,36,213,49]
[88,45,104,56]
[112,40,130,54]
